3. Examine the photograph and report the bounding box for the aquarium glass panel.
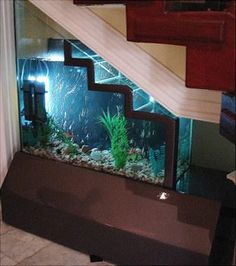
[177,118,192,177]
[15,0,192,187]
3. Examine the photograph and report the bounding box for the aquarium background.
[15,1,192,187]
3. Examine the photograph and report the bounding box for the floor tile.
[1,227,50,263]
[86,262,114,266]
[0,222,15,235]
[0,211,114,266]
[2,227,38,242]
[18,242,91,265]
[0,255,17,266]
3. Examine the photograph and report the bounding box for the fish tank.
[15,0,192,189]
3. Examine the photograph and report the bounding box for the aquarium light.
[27,75,36,81]
[48,54,64,62]
[27,75,49,90]
[27,75,50,112]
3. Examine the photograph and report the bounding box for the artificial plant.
[52,119,78,157]
[99,110,129,169]
[148,148,160,177]
[148,146,165,178]
[38,116,54,147]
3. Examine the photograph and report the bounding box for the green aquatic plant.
[38,116,54,147]
[52,120,78,157]
[22,114,78,157]
[148,148,164,176]
[148,148,160,177]
[39,115,78,156]
[99,110,129,169]
[64,142,78,157]
[127,153,138,162]
[21,116,54,148]
[22,124,38,147]
[148,146,166,178]
[127,148,143,162]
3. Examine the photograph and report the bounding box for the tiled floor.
[0,204,113,266]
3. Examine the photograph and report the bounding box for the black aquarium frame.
[63,40,179,189]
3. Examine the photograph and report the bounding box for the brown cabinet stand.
[1,152,221,265]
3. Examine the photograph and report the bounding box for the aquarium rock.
[130,163,143,172]
[90,150,103,161]
[23,145,165,186]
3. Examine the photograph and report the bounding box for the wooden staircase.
[29,0,228,123]
[74,0,235,92]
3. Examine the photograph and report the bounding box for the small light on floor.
[157,192,169,200]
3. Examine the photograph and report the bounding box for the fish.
[64,130,74,139]
[57,83,62,92]
[68,122,74,130]
[140,129,145,138]
[64,85,77,98]
[63,120,67,129]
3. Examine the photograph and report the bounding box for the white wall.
[192,121,235,173]
[0,0,20,186]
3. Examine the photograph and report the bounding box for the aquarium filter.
[22,79,47,122]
